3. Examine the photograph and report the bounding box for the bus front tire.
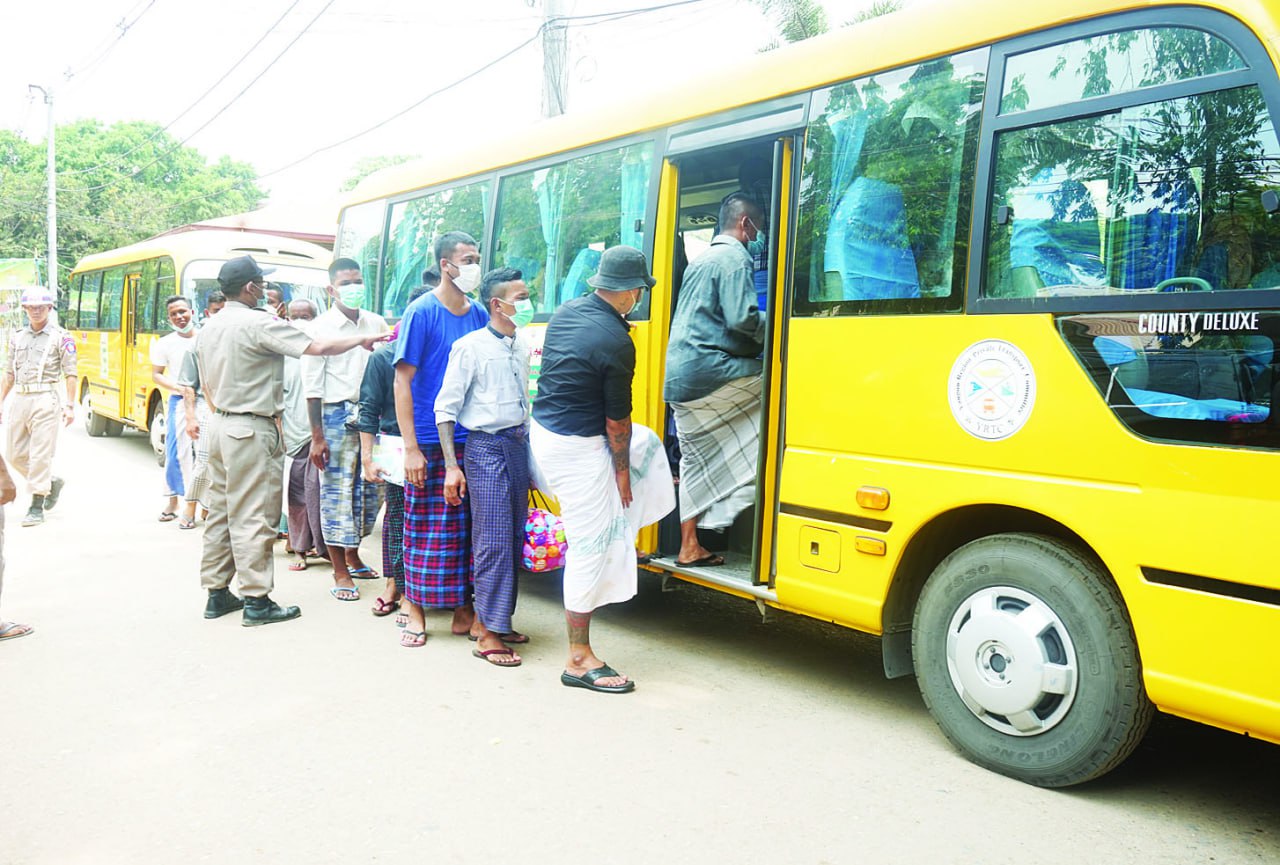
[149,398,166,466]
[83,391,108,438]
[911,532,1153,788]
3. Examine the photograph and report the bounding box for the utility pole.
[541,0,570,117]
[27,85,56,290]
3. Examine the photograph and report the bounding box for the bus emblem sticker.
[949,340,1036,441]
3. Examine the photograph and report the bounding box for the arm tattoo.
[605,416,631,474]
[437,421,458,468]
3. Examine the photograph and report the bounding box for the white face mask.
[451,262,482,295]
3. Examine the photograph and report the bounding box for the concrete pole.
[541,0,569,118]
[28,85,56,289]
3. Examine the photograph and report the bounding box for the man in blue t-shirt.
[392,231,488,648]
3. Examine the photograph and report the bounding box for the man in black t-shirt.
[530,245,656,694]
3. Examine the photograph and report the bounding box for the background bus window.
[986,95,1280,298]
[156,257,176,325]
[136,259,159,334]
[1061,313,1278,449]
[62,275,80,329]
[381,180,490,318]
[100,268,125,330]
[78,271,102,328]
[181,260,329,317]
[792,49,985,315]
[336,200,387,304]
[492,141,653,318]
[1001,27,1246,115]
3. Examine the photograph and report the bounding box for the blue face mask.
[746,220,768,258]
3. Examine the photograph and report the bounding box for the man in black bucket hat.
[530,245,659,694]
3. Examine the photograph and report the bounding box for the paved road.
[1,423,1277,864]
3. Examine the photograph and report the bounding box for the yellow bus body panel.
[777,315,1280,742]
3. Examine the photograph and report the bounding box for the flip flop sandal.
[178,517,197,530]
[674,553,725,567]
[394,611,409,629]
[347,566,380,580]
[158,512,178,522]
[288,560,308,571]
[560,663,635,693]
[329,585,360,602]
[473,647,522,667]
[371,597,399,617]
[467,631,530,645]
[0,622,34,642]
[400,630,426,648]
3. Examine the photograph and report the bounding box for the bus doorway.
[648,135,794,593]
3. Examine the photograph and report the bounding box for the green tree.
[341,154,417,192]
[753,0,902,50]
[0,120,264,287]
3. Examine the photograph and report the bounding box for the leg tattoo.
[565,609,592,645]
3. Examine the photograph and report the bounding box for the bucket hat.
[586,245,656,292]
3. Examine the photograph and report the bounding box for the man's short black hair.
[480,268,523,306]
[164,295,191,310]
[408,285,429,304]
[718,193,763,233]
[434,231,477,265]
[421,264,441,288]
[329,257,361,282]
[207,290,226,304]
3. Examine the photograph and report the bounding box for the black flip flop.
[467,631,530,645]
[561,664,635,694]
[674,553,725,567]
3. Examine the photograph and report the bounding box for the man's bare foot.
[451,605,475,636]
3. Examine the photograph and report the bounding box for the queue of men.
[1,188,766,690]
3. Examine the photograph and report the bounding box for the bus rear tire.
[83,390,108,438]
[149,398,166,466]
[911,532,1153,787]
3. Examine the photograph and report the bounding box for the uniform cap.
[20,287,55,306]
[586,245,656,292]
[217,255,275,289]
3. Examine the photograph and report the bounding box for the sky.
[0,0,895,224]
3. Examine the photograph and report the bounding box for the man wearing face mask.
[150,296,199,523]
[301,258,390,602]
[193,255,389,626]
[663,193,767,568]
[434,268,534,666]
[392,231,488,647]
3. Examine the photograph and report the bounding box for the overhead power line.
[62,0,336,197]
[150,0,713,217]
[62,0,161,87]
[60,0,308,178]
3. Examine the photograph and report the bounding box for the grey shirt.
[663,235,765,403]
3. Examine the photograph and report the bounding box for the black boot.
[21,495,45,527]
[204,587,245,619]
[242,595,301,627]
[43,477,65,510]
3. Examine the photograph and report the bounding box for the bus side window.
[381,180,490,319]
[63,274,81,329]
[79,271,103,329]
[985,27,1280,300]
[792,48,986,316]
[100,267,125,330]
[493,141,653,319]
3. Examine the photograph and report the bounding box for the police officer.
[0,287,76,527]
[196,256,389,626]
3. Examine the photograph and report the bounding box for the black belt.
[214,409,278,420]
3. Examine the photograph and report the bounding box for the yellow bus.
[336,0,1280,786]
[65,230,333,453]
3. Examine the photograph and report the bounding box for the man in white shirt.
[435,268,533,667]
[300,259,390,601]
[150,296,198,524]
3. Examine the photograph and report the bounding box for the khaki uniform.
[6,324,76,495]
[194,301,312,598]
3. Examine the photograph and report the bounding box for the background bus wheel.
[82,390,108,438]
[911,533,1153,787]
[148,399,166,465]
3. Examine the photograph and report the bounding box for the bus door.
[121,269,145,424]
[647,96,805,592]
